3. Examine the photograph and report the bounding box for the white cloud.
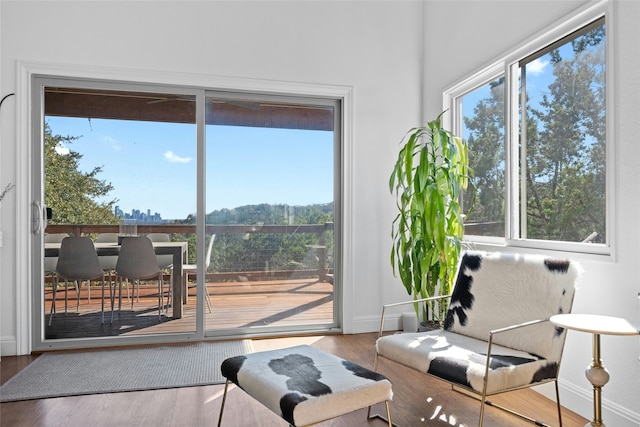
[527,58,549,76]
[54,144,70,155]
[102,135,121,151]
[164,150,192,163]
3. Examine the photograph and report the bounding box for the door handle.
[32,200,47,234]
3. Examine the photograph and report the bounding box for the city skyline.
[114,206,165,223]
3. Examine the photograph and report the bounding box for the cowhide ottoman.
[217,345,393,427]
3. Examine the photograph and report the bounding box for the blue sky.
[46,117,334,220]
[45,50,574,222]
[461,57,551,138]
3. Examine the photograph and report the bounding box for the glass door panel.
[41,85,198,342]
[204,93,338,335]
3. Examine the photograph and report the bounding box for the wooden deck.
[44,277,335,339]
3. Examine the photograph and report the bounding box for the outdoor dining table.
[45,241,188,319]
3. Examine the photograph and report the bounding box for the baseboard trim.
[0,335,18,357]
[558,379,640,427]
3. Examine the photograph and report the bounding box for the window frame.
[444,0,613,256]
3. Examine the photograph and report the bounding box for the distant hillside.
[174,203,335,274]
[205,202,334,225]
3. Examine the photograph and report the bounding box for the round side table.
[550,313,639,427]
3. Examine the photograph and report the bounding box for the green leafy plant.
[390,112,473,323]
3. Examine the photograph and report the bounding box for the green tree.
[463,78,505,230]
[203,202,334,274]
[526,27,605,242]
[464,24,605,244]
[44,122,119,225]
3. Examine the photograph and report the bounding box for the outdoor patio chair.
[50,236,107,325]
[182,234,214,312]
[113,236,164,322]
[44,233,69,281]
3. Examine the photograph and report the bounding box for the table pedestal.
[585,334,609,427]
[550,313,639,427]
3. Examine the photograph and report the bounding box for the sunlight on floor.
[206,384,235,404]
[426,396,467,427]
[251,335,326,352]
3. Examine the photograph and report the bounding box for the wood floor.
[1,333,588,427]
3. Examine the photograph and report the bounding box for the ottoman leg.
[217,379,230,427]
[367,400,393,427]
[385,400,393,427]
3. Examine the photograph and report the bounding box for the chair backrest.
[116,236,161,279]
[95,233,119,243]
[147,233,172,269]
[204,234,216,269]
[44,233,69,273]
[443,250,580,361]
[55,237,104,281]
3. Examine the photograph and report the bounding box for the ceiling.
[44,88,334,131]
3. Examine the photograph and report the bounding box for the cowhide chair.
[374,250,581,427]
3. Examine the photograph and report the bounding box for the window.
[447,3,609,254]
[519,18,605,245]
[460,75,505,238]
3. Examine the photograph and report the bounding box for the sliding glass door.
[203,92,339,336]
[37,81,198,345]
[33,77,340,350]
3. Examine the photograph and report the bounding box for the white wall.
[424,1,640,425]
[0,1,421,350]
[1,0,638,424]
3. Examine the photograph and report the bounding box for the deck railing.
[45,222,334,282]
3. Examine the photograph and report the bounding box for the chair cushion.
[221,345,392,426]
[376,331,557,394]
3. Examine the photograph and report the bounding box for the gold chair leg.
[554,380,563,427]
[217,379,230,427]
[479,393,486,426]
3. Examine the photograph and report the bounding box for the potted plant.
[389,112,472,326]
